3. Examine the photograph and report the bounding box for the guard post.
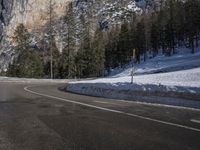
[131,49,135,84]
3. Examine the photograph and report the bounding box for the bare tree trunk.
[190,37,195,54]
[196,35,199,48]
[49,0,53,79]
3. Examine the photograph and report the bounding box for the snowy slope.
[66,67,200,109]
[110,47,200,77]
[68,67,200,93]
[67,47,200,90]
[66,47,200,109]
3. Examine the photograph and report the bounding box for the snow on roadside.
[66,67,200,109]
[67,67,200,94]
[66,65,200,109]
[66,47,200,99]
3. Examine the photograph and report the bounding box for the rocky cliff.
[0,0,160,72]
[0,0,71,71]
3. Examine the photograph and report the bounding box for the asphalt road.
[0,82,200,150]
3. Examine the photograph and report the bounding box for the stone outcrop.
[0,0,163,72]
[0,0,71,71]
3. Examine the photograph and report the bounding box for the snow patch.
[66,47,200,109]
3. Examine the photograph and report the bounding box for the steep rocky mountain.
[0,0,160,72]
[0,0,71,71]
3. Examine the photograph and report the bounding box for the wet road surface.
[0,82,200,150]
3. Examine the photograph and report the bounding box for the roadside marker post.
[131,49,135,84]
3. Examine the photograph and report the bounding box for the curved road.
[0,82,200,150]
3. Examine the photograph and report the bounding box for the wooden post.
[131,49,135,84]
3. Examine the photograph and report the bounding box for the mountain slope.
[0,0,165,71]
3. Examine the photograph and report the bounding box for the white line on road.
[94,101,119,105]
[117,99,200,112]
[191,119,200,124]
[24,86,200,132]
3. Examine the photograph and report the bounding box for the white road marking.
[191,119,200,124]
[24,86,200,132]
[2,81,199,112]
[117,99,200,112]
[94,101,119,105]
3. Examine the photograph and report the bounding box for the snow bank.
[66,47,200,109]
[67,67,200,94]
[66,67,200,109]
[66,48,200,109]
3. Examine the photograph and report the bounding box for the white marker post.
[131,49,136,84]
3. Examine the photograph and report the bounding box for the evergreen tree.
[42,37,60,78]
[157,5,167,54]
[61,2,77,78]
[117,21,131,67]
[52,39,60,78]
[185,0,200,53]
[7,24,43,78]
[75,25,91,78]
[168,0,176,54]
[12,24,31,53]
[92,29,105,76]
[151,21,160,57]
[105,26,119,72]
[135,21,145,63]
[129,16,137,55]
[16,49,44,78]
[173,0,185,46]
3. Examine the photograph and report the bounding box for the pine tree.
[52,39,60,78]
[92,29,105,76]
[173,1,185,47]
[7,24,44,78]
[151,21,160,57]
[185,0,200,53]
[105,26,119,72]
[129,15,137,55]
[12,24,31,53]
[117,21,131,67]
[75,25,91,78]
[168,0,176,54]
[16,49,44,78]
[61,2,77,78]
[157,5,167,54]
[135,21,145,63]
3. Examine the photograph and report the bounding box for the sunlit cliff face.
[4,0,71,37]
[0,0,71,71]
[0,0,165,71]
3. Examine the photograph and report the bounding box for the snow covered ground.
[110,47,200,77]
[66,47,200,109]
[68,67,200,90]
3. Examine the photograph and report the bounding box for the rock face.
[0,0,13,33]
[0,0,71,71]
[0,0,162,72]
[6,0,69,35]
[0,0,13,71]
